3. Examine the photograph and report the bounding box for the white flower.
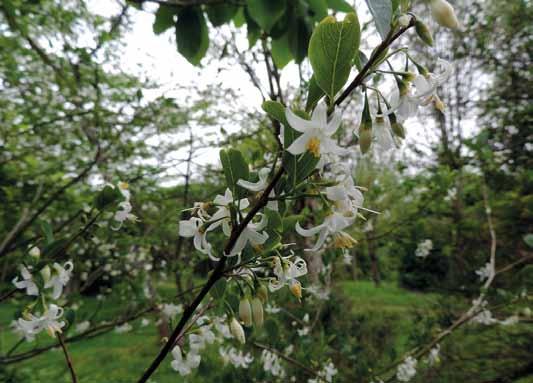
[207,188,249,237]
[471,309,497,325]
[296,213,355,251]
[268,256,308,298]
[75,321,90,334]
[343,252,353,265]
[297,326,310,336]
[308,361,338,383]
[221,347,254,368]
[44,261,74,299]
[17,304,65,338]
[285,102,345,158]
[500,315,519,326]
[428,344,440,365]
[396,356,417,382]
[12,320,36,342]
[171,346,201,376]
[227,214,269,257]
[141,318,150,327]
[237,168,278,211]
[430,0,460,29]
[475,262,493,282]
[213,316,232,338]
[161,303,183,319]
[325,173,364,217]
[179,217,212,255]
[189,325,216,351]
[373,115,395,152]
[12,265,39,296]
[261,349,286,378]
[415,239,433,258]
[28,246,40,258]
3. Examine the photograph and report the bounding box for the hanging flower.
[178,217,212,255]
[396,356,417,382]
[373,115,395,152]
[44,261,74,299]
[12,265,39,296]
[237,168,278,211]
[268,256,308,299]
[295,213,355,251]
[207,188,249,237]
[285,102,345,158]
[17,304,66,339]
[170,346,201,376]
[430,0,460,30]
[227,214,269,257]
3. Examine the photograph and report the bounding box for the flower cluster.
[396,356,418,382]
[415,239,433,258]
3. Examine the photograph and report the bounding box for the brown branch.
[57,333,78,383]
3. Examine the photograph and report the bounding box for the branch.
[57,333,78,383]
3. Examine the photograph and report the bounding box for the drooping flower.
[373,115,395,153]
[428,344,441,365]
[285,102,345,158]
[171,346,201,376]
[295,213,355,252]
[220,347,254,368]
[237,168,278,211]
[268,256,308,299]
[12,265,39,296]
[396,356,417,382]
[17,304,66,339]
[261,349,286,378]
[178,217,212,255]
[227,214,269,257]
[44,261,74,299]
[430,0,460,30]
[207,188,249,237]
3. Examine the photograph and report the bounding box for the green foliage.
[308,13,360,100]
[206,4,238,27]
[365,0,393,39]
[220,149,250,198]
[175,8,209,66]
[152,4,175,35]
[246,0,287,33]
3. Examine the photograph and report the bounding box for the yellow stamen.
[306,137,321,158]
[289,281,302,300]
[118,181,129,190]
[333,232,358,249]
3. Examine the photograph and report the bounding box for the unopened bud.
[430,0,460,30]
[40,265,51,284]
[359,124,372,154]
[523,307,532,318]
[289,279,302,300]
[229,317,246,344]
[239,298,253,327]
[398,14,411,27]
[29,246,40,258]
[433,95,446,113]
[251,298,264,327]
[256,285,268,303]
[415,20,434,46]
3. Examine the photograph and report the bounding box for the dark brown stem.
[57,333,78,383]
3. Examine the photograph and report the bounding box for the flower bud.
[239,298,253,327]
[256,285,268,303]
[415,20,434,46]
[229,317,246,344]
[389,114,406,139]
[359,124,372,154]
[430,0,459,30]
[398,14,411,27]
[289,279,302,300]
[40,265,51,284]
[29,246,40,258]
[523,307,532,318]
[251,297,264,327]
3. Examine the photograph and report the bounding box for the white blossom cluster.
[308,361,338,383]
[396,356,418,382]
[415,239,433,258]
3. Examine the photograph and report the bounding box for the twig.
[57,333,78,383]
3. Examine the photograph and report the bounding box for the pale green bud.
[415,20,434,46]
[359,123,373,154]
[430,0,460,30]
[40,265,51,284]
[256,285,268,303]
[239,298,253,327]
[251,298,264,327]
[29,246,40,258]
[523,307,532,318]
[229,317,246,344]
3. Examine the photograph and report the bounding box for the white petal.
[295,221,325,237]
[325,109,342,136]
[311,102,328,127]
[287,132,312,155]
[286,108,316,133]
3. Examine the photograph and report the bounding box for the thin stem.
[57,333,78,383]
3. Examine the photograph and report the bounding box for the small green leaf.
[176,8,209,66]
[524,234,533,248]
[296,152,320,183]
[354,50,369,71]
[210,278,227,299]
[262,100,288,125]
[265,209,283,231]
[206,4,237,27]
[326,0,354,12]
[220,149,250,198]
[153,5,176,35]
[39,221,54,245]
[308,13,360,99]
[271,34,293,69]
[246,0,286,33]
[305,75,325,113]
[365,0,392,40]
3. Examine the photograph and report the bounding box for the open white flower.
[475,262,493,282]
[428,344,441,365]
[17,304,65,339]
[285,102,345,157]
[208,188,249,237]
[161,303,183,319]
[268,256,308,299]
[396,356,417,382]
[237,168,278,211]
[44,261,74,299]
[179,217,212,255]
[12,265,39,296]
[171,346,201,376]
[325,174,364,217]
[114,322,133,333]
[296,213,355,252]
[221,347,254,369]
[261,349,286,378]
[227,214,269,257]
[189,325,216,351]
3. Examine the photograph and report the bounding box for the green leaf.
[288,17,311,64]
[354,49,369,71]
[39,221,54,245]
[296,152,320,183]
[233,7,246,27]
[246,0,286,33]
[175,8,209,66]
[308,13,360,99]
[210,278,227,299]
[94,185,121,210]
[524,234,533,248]
[271,34,293,69]
[262,100,288,125]
[206,4,237,27]
[305,75,325,113]
[246,14,261,48]
[265,209,283,231]
[326,0,354,12]
[153,5,176,35]
[220,149,250,198]
[365,0,392,40]
[308,0,328,22]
